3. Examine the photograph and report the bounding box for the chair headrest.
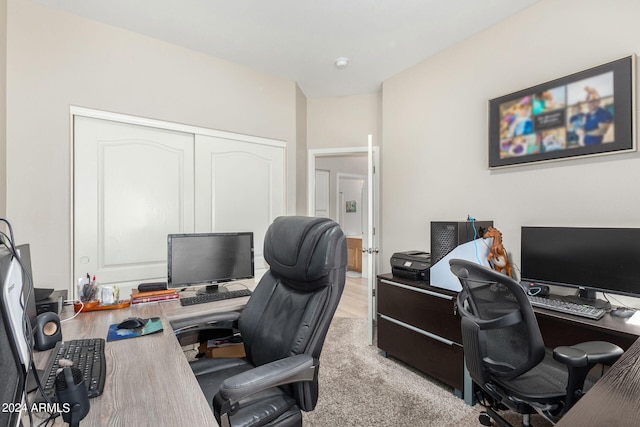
[264,216,346,290]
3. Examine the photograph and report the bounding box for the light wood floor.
[334,274,368,318]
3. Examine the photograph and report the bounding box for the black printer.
[390,251,431,281]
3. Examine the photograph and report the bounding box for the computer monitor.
[16,244,37,329]
[0,245,32,370]
[0,303,25,427]
[0,246,29,427]
[520,226,640,308]
[167,232,254,294]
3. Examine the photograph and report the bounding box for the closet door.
[194,135,285,271]
[74,116,194,287]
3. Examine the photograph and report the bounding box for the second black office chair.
[176,216,346,427]
[449,259,623,427]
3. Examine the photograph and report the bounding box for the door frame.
[307,147,374,215]
[307,144,380,344]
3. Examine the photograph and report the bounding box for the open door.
[307,140,380,345]
[365,135,380,345]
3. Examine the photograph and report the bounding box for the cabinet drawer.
[378,316,464,390]
[378,279,462,343]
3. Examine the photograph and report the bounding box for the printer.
[390,251,431,281]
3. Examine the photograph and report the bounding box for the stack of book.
[130,288,179,305]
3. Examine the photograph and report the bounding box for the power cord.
[468,215,483,265]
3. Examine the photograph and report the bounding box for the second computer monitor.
[167,232,254,293]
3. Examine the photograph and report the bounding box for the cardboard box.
[199,342,246,358]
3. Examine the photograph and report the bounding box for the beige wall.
[0,2,6,220]
[307,93,382,149]
[382,0,640,289]
[5,0,299,288]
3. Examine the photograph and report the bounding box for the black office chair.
[176,216,346,427]
[449,259,623,427]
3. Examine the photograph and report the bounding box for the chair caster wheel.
[479,412,492,426]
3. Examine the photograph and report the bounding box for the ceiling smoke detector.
[334,57,349,70]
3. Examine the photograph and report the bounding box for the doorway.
[308,141,380,344]
[337,173,367,277]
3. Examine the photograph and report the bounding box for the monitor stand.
[563,288,610,310]
[196,284,227,296]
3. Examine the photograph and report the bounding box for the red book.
[130,293,179,305]
[131,289,177,298]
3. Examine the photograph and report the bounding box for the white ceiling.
[34,0,541,98]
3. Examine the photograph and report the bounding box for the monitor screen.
[521,226,640,299]
[0,246,28,427]
[167,232,254,289]
[0,305,25,427]
[16,244,37,329]
[0,246,32,370]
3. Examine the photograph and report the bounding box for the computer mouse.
[117,317,147,330]
[610,308,636,318]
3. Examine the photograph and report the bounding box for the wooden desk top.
[27,285,252,426]
[556,335,640,426]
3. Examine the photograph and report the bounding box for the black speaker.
[526,283,551,297]
[34,312,62,351]
[55,367,90,427]
[431,220,493,265]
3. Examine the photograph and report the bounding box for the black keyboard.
[528,295,606,320]
[180,288,252,306]
[40,338,106,400]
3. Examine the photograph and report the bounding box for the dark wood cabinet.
[377,274,465,395]
[346,237,362,272]
[377,272,640,407]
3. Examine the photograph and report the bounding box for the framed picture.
[488,55,635,168]
[346,200,357,213]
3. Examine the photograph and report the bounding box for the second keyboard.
[528,295,606,320]
[180,288,252,306]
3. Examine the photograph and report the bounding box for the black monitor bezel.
[167,232,255,289]
[520,226,640,299]
[0,247,28,427]
[488,55,635,168]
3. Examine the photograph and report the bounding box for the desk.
[376,274,640,406]
[556,335,640,426]
[27,285,251,426]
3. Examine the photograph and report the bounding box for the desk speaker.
[34,312,62,351]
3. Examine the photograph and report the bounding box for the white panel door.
[194,135,285,271]
[314,169,330,218]
[74,116,194,288]
[366,136,380,345]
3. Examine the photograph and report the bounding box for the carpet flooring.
[302,317,481,426]
[303,317,556,427]
[184,316,554,426]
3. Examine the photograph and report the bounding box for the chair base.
[481,408,532,427]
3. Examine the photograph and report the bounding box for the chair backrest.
[449,259,545,386]
[238,216,347,411]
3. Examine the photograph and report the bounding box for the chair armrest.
[219,353,316,402]
[171,311,241,335]
[553,341,624,414]
[553,341,623,367]
[171,312,240,346]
